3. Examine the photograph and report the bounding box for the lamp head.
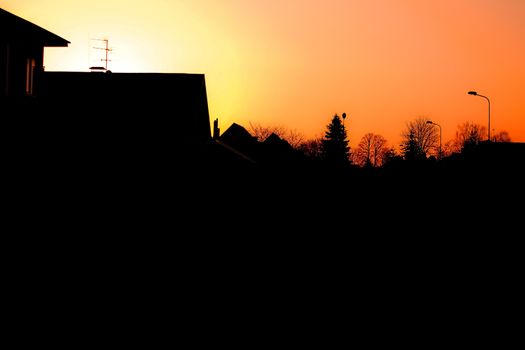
[468,91,478,96]
[342,113,346,120]
[426,121,433,124]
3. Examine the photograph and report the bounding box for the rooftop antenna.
[90,38,112,72]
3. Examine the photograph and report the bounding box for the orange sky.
[2,0,524,147]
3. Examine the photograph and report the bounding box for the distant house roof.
[0,8,69,47]
[220,123,258,147]
[263,133,291,148]
[261,132,303,165]
[218,123,259,161]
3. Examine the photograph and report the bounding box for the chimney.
[213,118,220,140]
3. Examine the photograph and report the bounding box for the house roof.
[220,123,257,145]
[263,133,292,148]
[39,72,212,146]
[0,8,69,47]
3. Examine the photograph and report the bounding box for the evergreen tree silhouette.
[321,114,350,166]
[401,130,425,161]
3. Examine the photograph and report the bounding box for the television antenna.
[90,38,112,72]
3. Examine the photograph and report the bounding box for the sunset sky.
[2,0,524,147]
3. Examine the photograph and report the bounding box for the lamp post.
[468,91,491,142]
[426,120,442,159]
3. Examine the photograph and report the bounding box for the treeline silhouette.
[205,114,523,189]
[198,113,524,236]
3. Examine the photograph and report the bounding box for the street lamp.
[426,120,442,159]
[468,91,491,142]
[342,112,347,134]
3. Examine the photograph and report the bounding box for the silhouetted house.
[39,72,211,151]
[0,8,69,98]
[214,124,305,168]
[219,123,258,150]
[437,140,525,187]
[217,123,259,160]
[261,133,303,166]
[476,141,525,170]
[264,133,289,147]
[2,8,212,165]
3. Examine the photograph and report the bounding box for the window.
[1,44,9,96]
[26,58,36,95]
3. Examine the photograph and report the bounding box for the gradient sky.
[2,0,524,147]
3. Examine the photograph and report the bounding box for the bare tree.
[285,129,306,149]
[493,130,511,143]
[451,121,487,152]
[441,140,456,157]
[371,134,388,167]
[401,117,439,158]
[353,133,388,167]
[298,137,323,159]
[249,122,284,142]
[353,133,373,166]
[249,122,304,148]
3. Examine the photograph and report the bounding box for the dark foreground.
[4,112,522,347]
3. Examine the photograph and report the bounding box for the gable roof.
[263,133,292,148]
[0,8,69,47]
[220,123,257,145]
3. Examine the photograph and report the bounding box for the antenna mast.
[91,38,112,71]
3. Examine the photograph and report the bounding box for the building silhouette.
[1,8,69,98]
[2,7,212,174]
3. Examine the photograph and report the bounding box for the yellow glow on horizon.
[2,0,525,147]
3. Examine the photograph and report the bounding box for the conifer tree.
[401,130,425,161]
[321,114,350,166]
